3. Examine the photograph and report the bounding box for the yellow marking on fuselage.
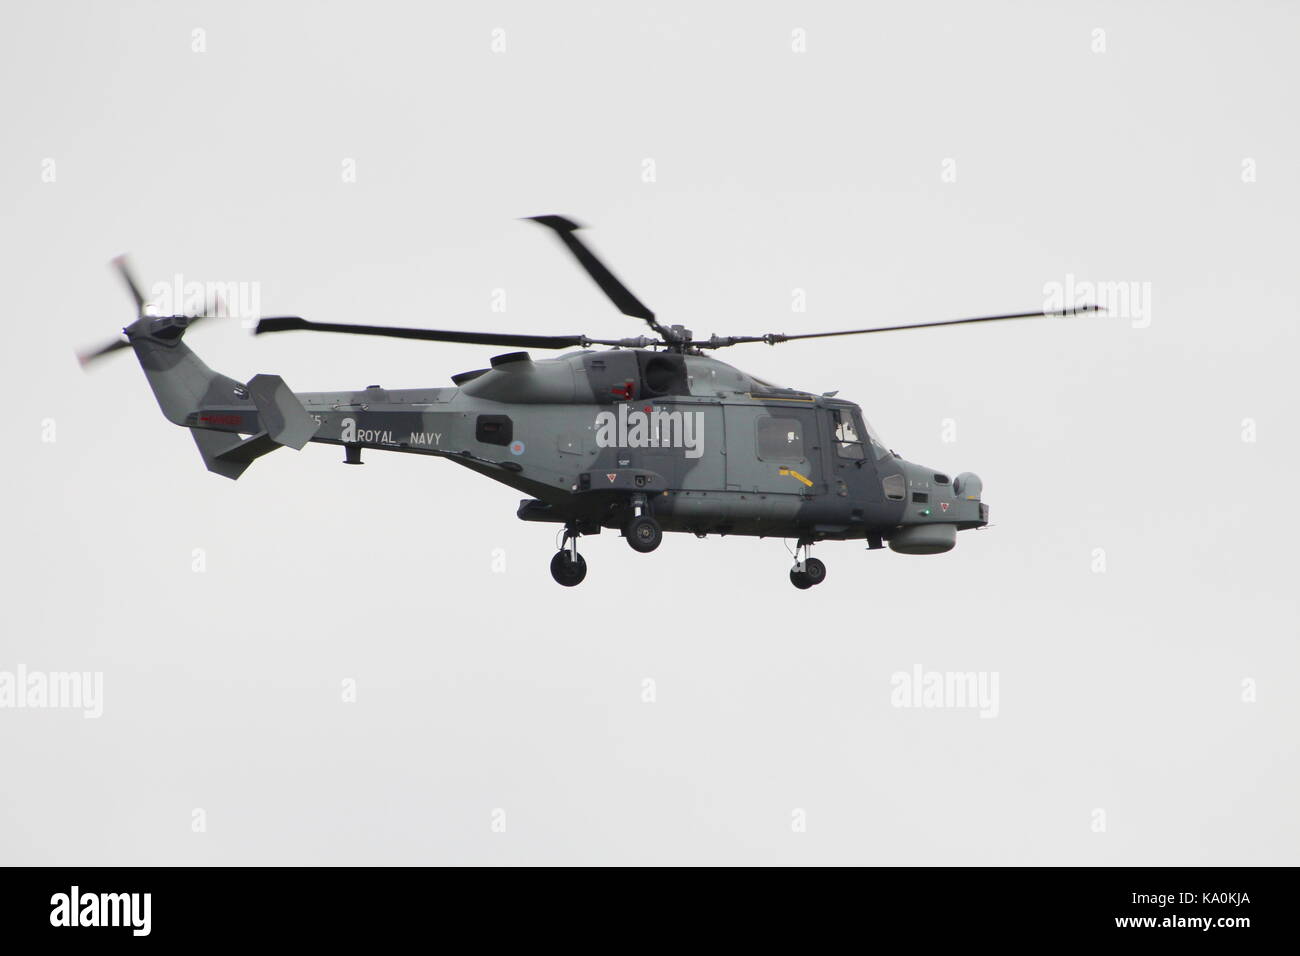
[778,467,814,487]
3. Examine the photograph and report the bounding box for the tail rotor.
[78,256,298,369]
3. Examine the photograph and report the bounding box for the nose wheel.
[550,527,587,587]
[789,541,827,589]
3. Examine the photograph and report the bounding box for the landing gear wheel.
[625,515,662,553]
[803,557,827,586]
[550,550,587,587]
[789,539,825,589]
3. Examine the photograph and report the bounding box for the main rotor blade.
[111,255,146,316]
[697,305,1104,348]
[525,215,664,334]
[254,316,588,350]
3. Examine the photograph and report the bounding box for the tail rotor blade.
[76,337,131,368]
[83,257,270,371]
[181,288,229,330]
[111,255,146,316]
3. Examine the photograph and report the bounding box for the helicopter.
[78,215,1099,588]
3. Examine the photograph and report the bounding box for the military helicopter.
[79,216,1098,587]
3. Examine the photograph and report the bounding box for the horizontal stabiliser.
[190,374,318,479]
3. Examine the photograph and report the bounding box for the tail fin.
[130,321,247,425]
[130,324,318,480]
[83,257,317,480]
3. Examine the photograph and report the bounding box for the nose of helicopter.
[885,463,987,553]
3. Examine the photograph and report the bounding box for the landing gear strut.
[623,493,662,553]
[789,540,827,589]
[550,526,587,587]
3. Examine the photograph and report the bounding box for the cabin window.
[883,474,906,500]
[755,417,805,462]
[475,414,513,446]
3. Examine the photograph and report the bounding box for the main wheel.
[789,569,813,589]
[803,557,827,586]
[550,550,587,587]
[625,515,662,553]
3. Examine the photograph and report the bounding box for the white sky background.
[1,1,1296,864]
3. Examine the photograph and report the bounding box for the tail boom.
[128,320,317,479]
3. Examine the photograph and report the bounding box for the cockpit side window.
[854,409,891,461]
[833,409,866,460]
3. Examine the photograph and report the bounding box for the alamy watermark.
[1043,273,1151,328]
[890,664,999,718]
[145,273,262,325]
[595,406,704,459]
[0,665,103,718]
[50,886,150,936]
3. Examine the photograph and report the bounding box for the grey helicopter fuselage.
[130,314,987,555]
[92,204,1071,588]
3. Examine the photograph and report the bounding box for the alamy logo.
[1042,272,1152,328]
[890,664,1000,718]
[595,405,704,459]
[0,665,102,718]
[146,273,261,323]
[50,886,151,936]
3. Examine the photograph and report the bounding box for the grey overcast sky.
[1,0,1296,864]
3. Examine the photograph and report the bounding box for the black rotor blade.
[525,215,664,334]
[698,306,1104,348]
[77,337,131,368]
[111,255,146,316]
[254,316,588,350]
